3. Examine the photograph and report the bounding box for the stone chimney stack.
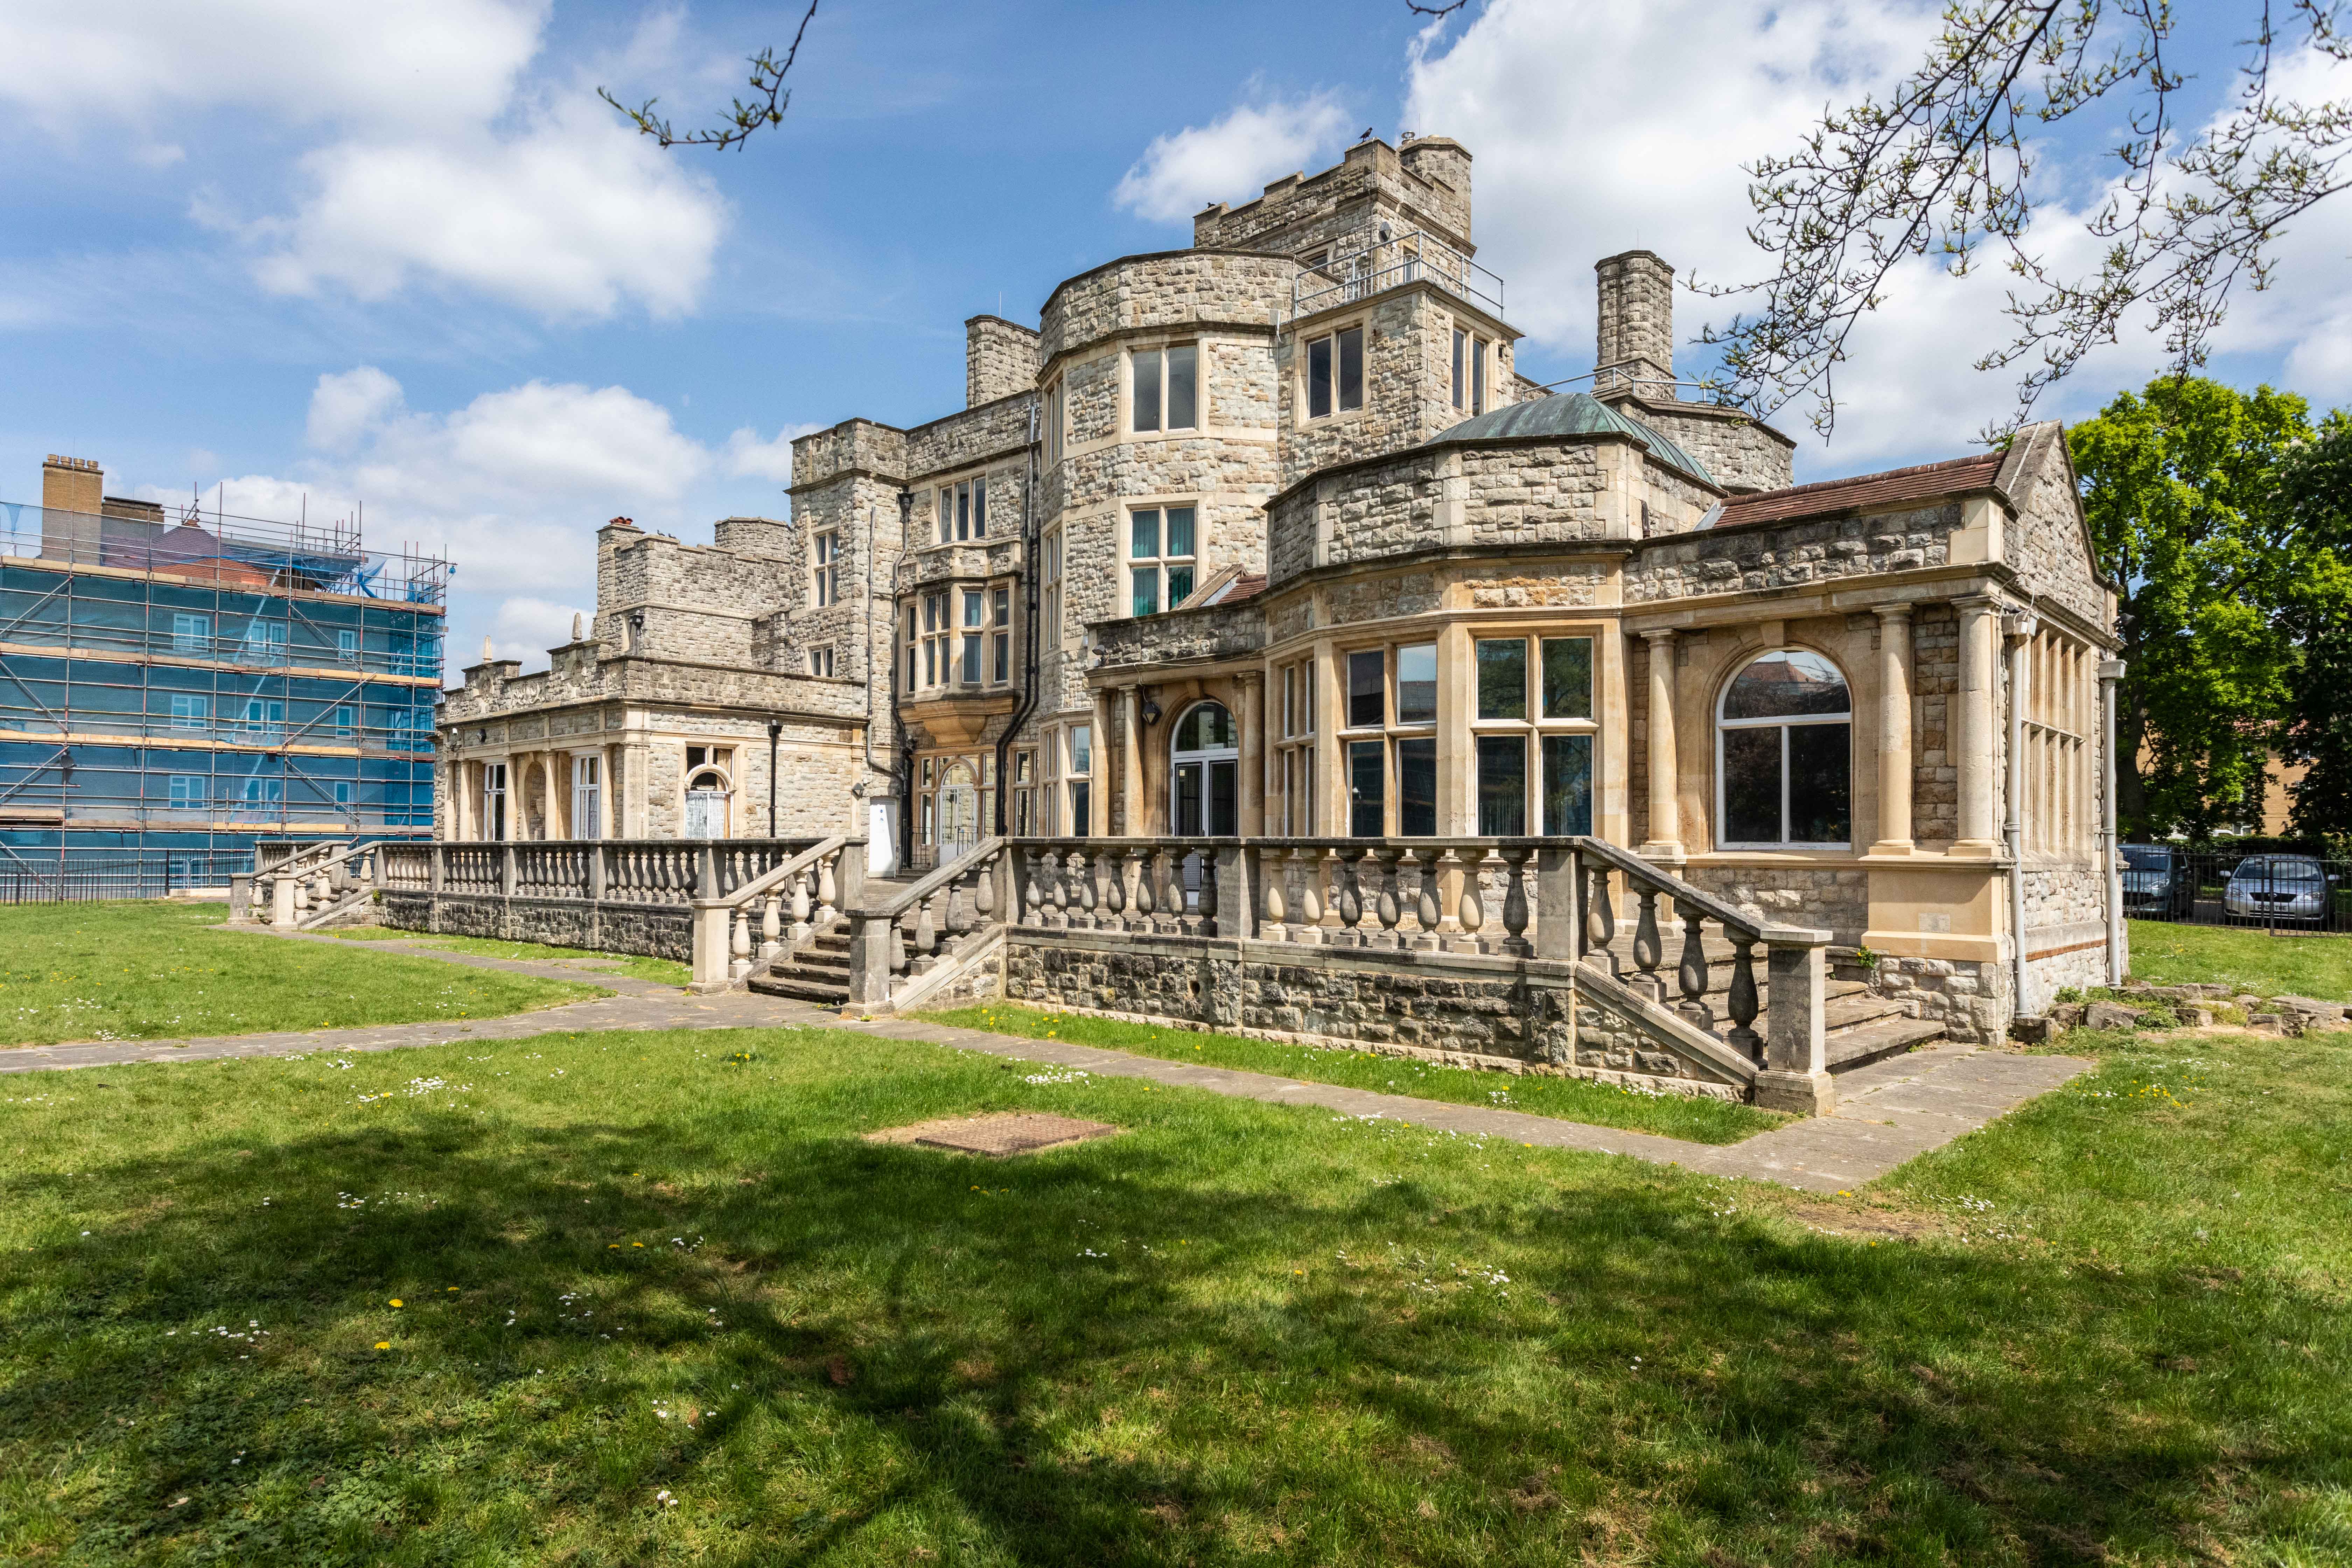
[965,315,1042,408]
[1594,251,1675,399]
[1397,136,1473,241]
[40,455,104,563]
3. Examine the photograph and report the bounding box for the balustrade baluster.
[815,853,838,925]
[973,854,996,926]
[911,892,938,968]
[731,908,752,978]
[1456,853,1488,953]
[1022,848,1045,927]
[1048,849,1071,928]
[1726,935,1762,1061]
[761,891,782,958]
[1292,847,1323,944]
[1334,848,1365,945]
[1374,848,1402,947]
[1102,849,1127,929]
[945,872,973,939]
[1501,847,1532,954]
[1410,850,1441,949]
[1129,846,1155,931]
[1675,902,1715,1029]
[1081,851,1104,929]
[1198,848,1220,931]
[1586,866,1616,971]
[1258,846,1288,941]
[1631,887,1664,999]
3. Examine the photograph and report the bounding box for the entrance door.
[684,768,729,838]
[937,761,980,863]
[483,762,507,841]
[1170,702,1239,910]
[1169,702,1239,834]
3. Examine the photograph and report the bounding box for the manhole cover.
[865,1112,1121,1157]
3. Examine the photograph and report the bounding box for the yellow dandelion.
[389,1298,403,1307]
[374,1341,391,1350]
[633,1242,645,1248]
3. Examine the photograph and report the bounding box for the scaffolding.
[0,493,449,882]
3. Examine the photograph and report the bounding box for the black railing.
[2120,847,2350,933]
[0,850,251,903]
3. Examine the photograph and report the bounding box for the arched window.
[1169,701,1238,836]
[685,765,731,839]
[1717,650,1852,847]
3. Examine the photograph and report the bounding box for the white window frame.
[1304,323,1366,420]
[1042,529,1064,650]
[990,586,1011,686]
[570,751,603,839]
[807,645,836,678]
[172,612,210,656]
[1714,648,1855,851]
[1467,631,1600,838]
[170,693,208,730]
[1129,343,1199,434]
[811,528,840,606]
[1127,504,1198,618]
[167,774,205,808]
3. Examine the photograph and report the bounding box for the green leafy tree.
[2271,410,2352,834]
[2069,377,2312,839]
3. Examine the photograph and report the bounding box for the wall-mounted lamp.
[1141,697,1162,726]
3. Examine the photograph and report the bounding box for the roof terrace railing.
[1290,227,1503,323]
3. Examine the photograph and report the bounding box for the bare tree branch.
[1696,0,2352,439]
[1407,1,1470,15]
[598,0,820,152]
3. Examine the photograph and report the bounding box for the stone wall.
[1910,603,1960,845]
[1093,598,1266,670]
[1682,863,1874,946]
[966,316,1041,408]
[1863,953,2009,1045]
[1002,926,1751,1098]
[1191,137,1473,255]
[379,890,694,960]
[1628,502,1957,604]
[1040,253,1295,364]
[2001,423,2108,627]
[1610,398,1794,496]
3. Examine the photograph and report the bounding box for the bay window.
[1129,505,1197,616]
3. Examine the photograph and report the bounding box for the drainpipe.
[767,716,782,837]
[995,400,1042,835]
[2100,656,2127,986]
[894,486,916,873]
[2003,609,2038,1023]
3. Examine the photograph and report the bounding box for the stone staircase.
[746,926,853,1007]
[1596,932,1947,1074]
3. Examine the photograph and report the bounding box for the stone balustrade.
[690,836,861,992]
[846,839,1010,1009]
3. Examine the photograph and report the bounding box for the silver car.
[2222,855,2334,924]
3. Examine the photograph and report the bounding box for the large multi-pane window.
[1451,327,1491,415]
[1045,382,1065,462]
[571,754,602,839]
[170,693,208,730]
[991,587,1011,684]
[168,775,204,807]
[1129,505,1196,616]
[1131,344,1198,433]
[172,612,210,655]
[1470,634,1596,836]
[811,528,839,606]
[1717,650,1851,847]
[1338,642,1437,837]
[1306,326,1366,419]
[1276,656,1315,835]
[936,477,988,544]
[959,590,984,685]
[1042,530,1064,651]
[1066,723,1092,836]
[906,591,952,691]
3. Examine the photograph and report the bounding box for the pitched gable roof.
[1712,452,2005,529]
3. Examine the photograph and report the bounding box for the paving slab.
[1,929,2090,1191]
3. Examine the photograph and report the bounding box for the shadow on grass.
[8,1087,2346,1566]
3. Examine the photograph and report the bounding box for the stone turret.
[966,315,1041,408]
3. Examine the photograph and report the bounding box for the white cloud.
[245,96,726,320]
[0,0,546,134]
[1403,1,2352,469]
[1115,89,1354,225]
[1,0,726,322]
[305,367,405,454]
[724,423,825,483]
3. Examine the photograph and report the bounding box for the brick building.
[440,135,2125,1038]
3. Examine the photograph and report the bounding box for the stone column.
[1237,671,1265,836]
[500,755,521,842]
[543,749,562,841]
[1870,604,1914,855]
[450,758,474,842]
[1091,686,1116,836]
[1119,685,1144,835]
[1954,597,2001,855]
[1639,629,1682,857]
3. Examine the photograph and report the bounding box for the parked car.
[2222,854,2337,925]
[2119,844,2196,920]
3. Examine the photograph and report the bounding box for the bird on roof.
[1359,127,1375,141]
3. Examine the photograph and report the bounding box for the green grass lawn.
[924,1002,1782,1144]
[0,903,600,1047]
[2128,918,2352,1000]
[330,926,691,988]
[5,1014,2347,1565]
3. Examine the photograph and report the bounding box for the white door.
[868,799,898,877]
[685,790,725,838]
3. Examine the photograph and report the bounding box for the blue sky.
[4,0,2347,678]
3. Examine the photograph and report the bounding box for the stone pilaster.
[1953,598,2001,856]
[1639,629,1682,858]
[1870,605,1914,855]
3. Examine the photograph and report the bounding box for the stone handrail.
[846,837,1010,1008]
[385,838,831,909]
[689,836,862,990]
[254,838,390,926]
[1004,834,1835,1105]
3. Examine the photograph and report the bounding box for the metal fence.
[0,850,252,903]
[2120,846,2351,933]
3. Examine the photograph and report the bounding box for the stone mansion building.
[435,135,2125,1045]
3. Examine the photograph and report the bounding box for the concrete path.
[1,927,2090,1192]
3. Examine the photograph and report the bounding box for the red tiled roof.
[1211,573,1268,606]
[1714,451,2004,529]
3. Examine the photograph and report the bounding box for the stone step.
[747,970,849,1005]
[1824,1017,1948,1073]
[1824,990,1912,1032]
[789,948,852,972]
